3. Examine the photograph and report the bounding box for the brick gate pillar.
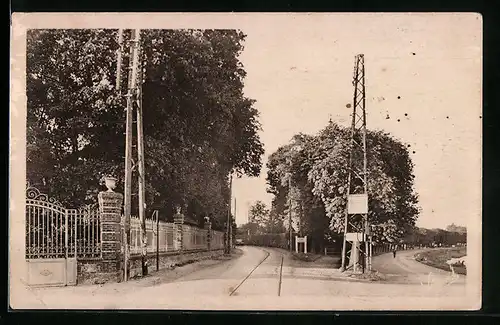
[98,187,123,282]
[173,207,184,252]
[204,220,212,251]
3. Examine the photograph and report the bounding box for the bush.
[291,252,322,262]
[246,233,288,249]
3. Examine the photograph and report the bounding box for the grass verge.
[414,247,467,275]
[291,252,323,262]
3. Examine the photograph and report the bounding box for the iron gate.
[25,184,101,287]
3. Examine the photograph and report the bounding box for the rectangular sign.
[296,236,307,243]
[347,194,368,214]
[345,232,365,242]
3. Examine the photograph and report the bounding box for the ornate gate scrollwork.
[25,183,101,286]
[26,182,63,206]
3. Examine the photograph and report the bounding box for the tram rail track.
[229,248,285,297]
[278,254,284,296]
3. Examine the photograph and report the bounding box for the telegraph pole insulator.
[340,54,372,274]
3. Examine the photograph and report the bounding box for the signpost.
[347,194,368,214]
[345,232,366,242]
[295,236,308,254]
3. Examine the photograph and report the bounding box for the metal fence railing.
[74,205,101,259]
[26,199,101,260]
[25,185,224,264]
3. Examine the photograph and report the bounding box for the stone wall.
[77,259,116,285]
[78,250,224,284]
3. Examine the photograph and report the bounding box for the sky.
[230,14,482,229]
[10,13,481,231]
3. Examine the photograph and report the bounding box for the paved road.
[125,246,285,297]
[372,249,466,285]
[20,246,469,310]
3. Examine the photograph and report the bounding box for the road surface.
[372,248,466,285]
[19,246,469,310]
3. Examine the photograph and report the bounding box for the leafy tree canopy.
[246,200,286,234]
[27,29,264,230]
[266,121,420,244]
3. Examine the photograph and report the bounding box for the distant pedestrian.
[392,248,397,258]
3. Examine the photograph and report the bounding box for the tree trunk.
[72,135,79,159]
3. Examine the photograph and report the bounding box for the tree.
[267,207,286,233]
[26,29,264,230]
[27,29,125,205]
[446,223,467,234]
[239,222,260,236]
[266,134,331,250]
[266,121,420,245]
[248,200,270,233]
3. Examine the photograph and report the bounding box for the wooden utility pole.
[121,28,142,281]
[288,176,293,253]
[135,33,148,276]
[154,210,159,271]
[226,174,233,254]
[116,29,124,91]
[232,197,236,249]
[115,28,129,281]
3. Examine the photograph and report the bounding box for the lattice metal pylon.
[340,54,372,273]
